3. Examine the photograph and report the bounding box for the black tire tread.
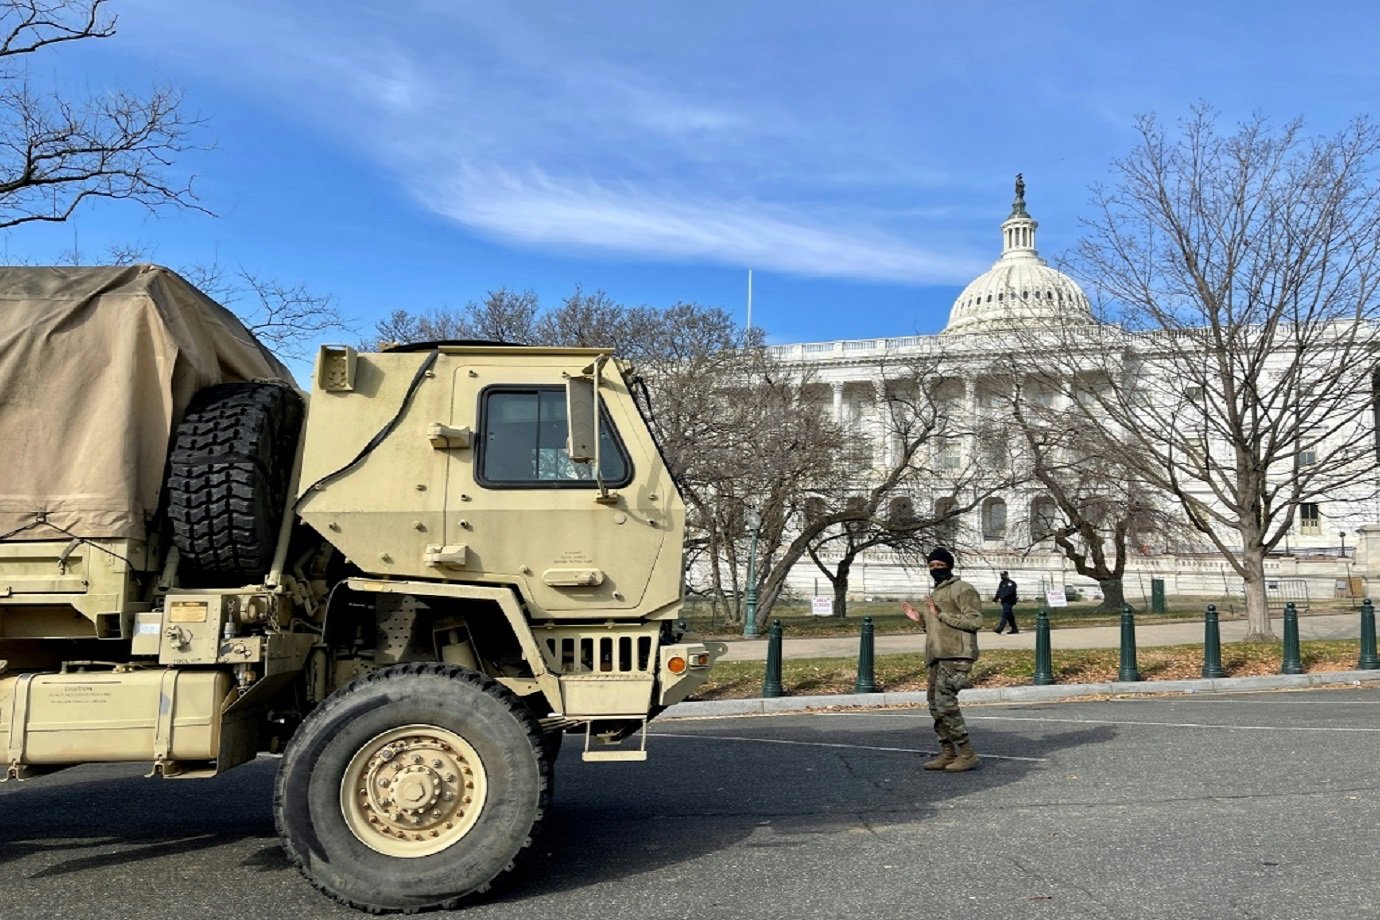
[274,663,552,914]
[166,382,303,584]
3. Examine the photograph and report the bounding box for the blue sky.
[13,1,1380,362]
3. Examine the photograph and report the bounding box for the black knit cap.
[927,547,955,567]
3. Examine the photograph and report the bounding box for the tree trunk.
[1095,578,1127,612]
[755,581,786,629]
[832,555,853,617]
[1241,553,1276,641]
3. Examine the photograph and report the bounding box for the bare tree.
[1064,108,1380,639]
[464,288,540,343]
[0,1,202,228]
[623,308,791,624]
[371,307,468,346]
[369,288,541,347]
[1004,375,1174,611]
[535,286,627,348]
[804,493,932,617]
[742,351,1010,628]
[183,263,347,363]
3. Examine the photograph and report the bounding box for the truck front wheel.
[274,663,550,912]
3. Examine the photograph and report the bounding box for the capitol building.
[763,180,1380,607]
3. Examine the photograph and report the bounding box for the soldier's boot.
[944,740,980,772]
[923,742,956,771]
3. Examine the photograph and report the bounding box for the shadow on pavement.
[487,713,1117,903]
[0,758,282,874]
[0,715,1116,909]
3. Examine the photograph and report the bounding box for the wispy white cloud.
[315,44,988,283]
[425,163,986,284]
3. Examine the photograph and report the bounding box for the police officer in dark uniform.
[993,570,1019,634]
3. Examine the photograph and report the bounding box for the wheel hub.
[340,724,487,857]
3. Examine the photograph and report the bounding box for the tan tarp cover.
[0,265,296,542]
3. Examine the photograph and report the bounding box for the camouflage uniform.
[918,575,983,745]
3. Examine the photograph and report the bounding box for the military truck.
[0,266,722,912]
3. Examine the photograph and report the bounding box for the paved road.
[716,612,1364,661]
[2,687,1376,919]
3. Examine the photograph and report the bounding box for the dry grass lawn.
[690,640,1367,700]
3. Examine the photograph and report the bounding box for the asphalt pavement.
[3,689,1377,920]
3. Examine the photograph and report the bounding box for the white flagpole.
[747,268,753,331]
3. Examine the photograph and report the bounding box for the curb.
[662,669,1380,719]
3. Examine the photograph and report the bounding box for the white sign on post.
[1045,588,1069,608]
[811,596,833,616]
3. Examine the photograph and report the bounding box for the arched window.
[888,496,917,527]
[1031,497,1059,540]
[982,498,1007,541]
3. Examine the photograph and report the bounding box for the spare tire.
[167,382,304,585]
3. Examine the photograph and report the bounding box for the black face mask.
[930,567,951,585]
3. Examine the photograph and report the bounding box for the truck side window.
[478,387,632,487]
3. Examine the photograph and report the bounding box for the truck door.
[444,362,672,615]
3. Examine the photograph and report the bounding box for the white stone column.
[962,377,976,466]
[873,377,890,468]
[832,381,845,423]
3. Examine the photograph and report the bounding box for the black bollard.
[1202,603,1225,679]
[1118,603,1141,682]
[1280,601,1304,674]
[762,618,784,698]
[1033,607,1054,685]
[854,616,878,693]
[1358,598,1379,670]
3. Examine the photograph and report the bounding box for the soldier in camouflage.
[901,546,983,772]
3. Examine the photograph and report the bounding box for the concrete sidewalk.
[663,611,1379,719]
[665,668,1380,719]
[712,611,1364,662]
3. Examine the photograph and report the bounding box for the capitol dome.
[943,177,1094,336]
